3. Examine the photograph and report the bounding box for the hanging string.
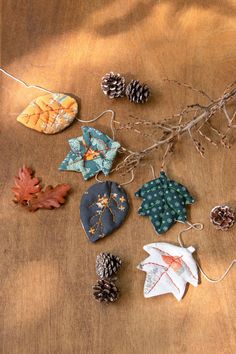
[0,67,117,140]
[178,221,236,283]
[150,164,156,179]
[77,109,116,140]
[147,163,156,179]
[0,67,118,140]
[198,258,236,283]
[96,162,153,188]
[177,221,203,247]
[138,163,156,180]
[0,67,54,94]
[95,169,134,186]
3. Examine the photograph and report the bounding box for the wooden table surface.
[1,1,236,353]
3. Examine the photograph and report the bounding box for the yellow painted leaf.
[17,93,78,134]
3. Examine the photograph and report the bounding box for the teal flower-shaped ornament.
[59,126,121,180]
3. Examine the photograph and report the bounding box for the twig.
[113,81,236,174]
[164,78,214,102]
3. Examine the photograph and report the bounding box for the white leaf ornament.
[137,243,198,301]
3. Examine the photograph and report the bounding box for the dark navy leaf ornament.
[80,181,129,242]
[135,171,195,234]
[59,126,121,180]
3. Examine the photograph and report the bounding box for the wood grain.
[0,1,236,353]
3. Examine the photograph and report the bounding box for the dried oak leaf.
[28,184,71,212]
[12,166,41,205]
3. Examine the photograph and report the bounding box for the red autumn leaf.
[28,184,71,211]
[12,165,41,204]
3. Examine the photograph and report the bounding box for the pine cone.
[210,205,235,230]
[93,279,119,303]
[126,80,150,103]
[101,72,125,98]
[96,252,122,279]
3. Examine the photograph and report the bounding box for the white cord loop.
[198,260,236,283]
[177,222,236,283]
[0,67,54,94]
[77,109,116,140]
[95,169,134,186]
[177,221,203,247]
[0,67,117,140]
[139,163,156,180]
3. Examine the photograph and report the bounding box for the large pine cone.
[210,205,235,230]
[126,80,150,103]
[96,252,122,279]
[101,72,125,98]
[93,279,119,303]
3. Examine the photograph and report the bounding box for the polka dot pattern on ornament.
[135,171,195,234]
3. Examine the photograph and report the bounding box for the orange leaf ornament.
[17,93,78,134]
[12,166,41,205]
[28,184,71,211]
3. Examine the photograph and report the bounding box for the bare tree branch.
[113,81,236,174]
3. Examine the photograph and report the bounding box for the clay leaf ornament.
[28,184,71,211]
[17,93,78,134]
[12,165,41,205]
[59,126,121,180]
[12,166,71,212]
[137,243,198,301]
[80,181,129,242]
[135,171,195,234]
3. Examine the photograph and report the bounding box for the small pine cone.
[101,72,125,98]
[96,252,122,279]
[126,80,150,103]
[93,279,119,303]
[210,205,235,230]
